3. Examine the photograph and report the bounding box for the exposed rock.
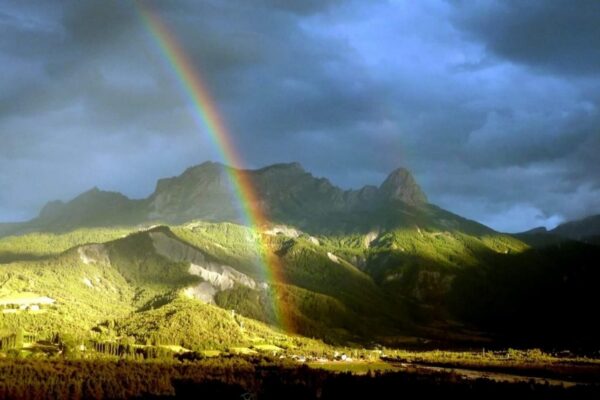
[82,277,94,288]
[149,232,206,265]
[188,263,258,291]
[183,282,218,303]
[3,162,433,236]
[364,231,379,248]
[78,244,111,266]
[147,162,239,223]
[327,252,339,264]
[264,225,301,238]
[149,231,263,303]
[378,168,428,206]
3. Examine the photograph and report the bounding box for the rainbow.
[136,2,292,332]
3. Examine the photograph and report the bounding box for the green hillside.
[1,163,599,352]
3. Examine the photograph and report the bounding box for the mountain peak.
[379,167,427,206]
[256,162,305,173]
[83,186,101,195]
[523,226,549,234]
[183,161,226,175]
[76,187,129,202]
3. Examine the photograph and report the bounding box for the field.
[0,353,599,399]
[311,349,600,387]
[1,336,600,399]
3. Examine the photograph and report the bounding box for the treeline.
[0,357,597,399]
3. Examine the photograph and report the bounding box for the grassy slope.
[105,229,201,308]
[449,241,600,348]
[0,225,365,348]
[0,250,134,338]
[115,296,310,351]
[1,218,597,349]
[171,223,405,342]
[0,228,135,263]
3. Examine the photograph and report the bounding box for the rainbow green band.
[137,2,291,332]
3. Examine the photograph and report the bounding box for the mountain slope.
[2,162,598,349]
[516,215,600,247]
[2,162,435,236]
[552,215,600,244]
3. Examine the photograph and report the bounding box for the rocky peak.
[255,162,306,176]
[154,162,228,194]
[183,161,226,175]
[74,187,130,204]
[378,167,428,206]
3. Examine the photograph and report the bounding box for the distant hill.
[1,162,486,236]
[552,215,600,243]
[516,215,600,247]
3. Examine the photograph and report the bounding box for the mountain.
[1,162,599,350]
[0,162,440,236]
[552,215,600,244]
[142,161,432,230]
[516,215,600,247]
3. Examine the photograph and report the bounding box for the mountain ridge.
[1,162,433,236]
[1,162,599,349]
[516,214,600,247]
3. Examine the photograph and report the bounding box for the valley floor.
[0,350,599,399]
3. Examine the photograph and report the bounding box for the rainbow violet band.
[137,2,291,332]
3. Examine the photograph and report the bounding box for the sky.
[0,0,599,232]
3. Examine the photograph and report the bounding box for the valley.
[1,163,599,397]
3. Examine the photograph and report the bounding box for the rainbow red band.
[137,2,291,332]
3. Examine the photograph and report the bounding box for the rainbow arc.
[137,2,291,332]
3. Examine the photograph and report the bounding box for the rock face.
[146,162,239,223]
[379,168,428,206]
[149,231,262,304]
[78,244,111,266]
[5,162,429,235]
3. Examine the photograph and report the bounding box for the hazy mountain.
[145,162,432,228]
[0,162,442,236]
[516,215,600,247]
[551,215,600,243]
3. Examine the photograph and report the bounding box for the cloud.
[0,0,599,231]
[450,0,600,76]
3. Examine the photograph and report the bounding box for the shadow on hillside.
[0,252,46,264]
[449,240,600,351]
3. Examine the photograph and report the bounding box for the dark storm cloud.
[0,0,599,232]
[450,0,600,75]
[257,0,343,15]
